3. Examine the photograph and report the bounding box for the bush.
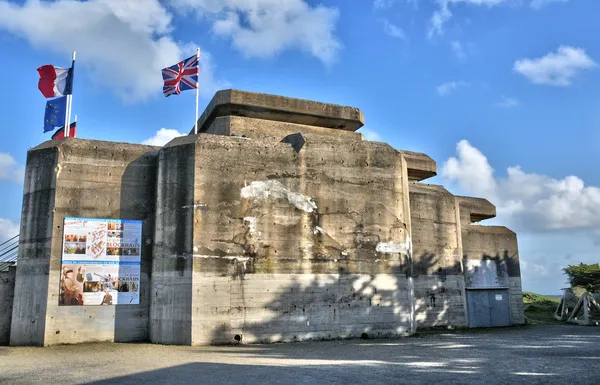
[563,263,600,293]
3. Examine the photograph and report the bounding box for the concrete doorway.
[466,289,511,327]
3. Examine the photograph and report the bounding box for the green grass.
[523,292,563,324]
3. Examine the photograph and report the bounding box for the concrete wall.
[409,184,525,328]
[8,90,525,345]
[10,142,58,345]
[207,116,437,182]
[151,123,415,345]
[409,183,466,328]
[150,136,195,345]
[412,276,466,328]
[11,139,158,346]
[194,274,413,344]
[508,277,525,324]
[461,225,524,325]
[0,266,16,345]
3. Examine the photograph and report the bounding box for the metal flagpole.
[65,97,71,137]
[63,53,70,134]
[66,51,76,137]
[195,48,200,135]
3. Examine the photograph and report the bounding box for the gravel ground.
[0,325,599,384]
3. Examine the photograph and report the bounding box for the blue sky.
[1,0,599,294]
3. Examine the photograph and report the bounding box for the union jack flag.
[161,54,199,97]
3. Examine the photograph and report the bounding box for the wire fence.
[0,234,19,272]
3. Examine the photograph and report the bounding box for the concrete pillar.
[10,139,158,346]
[409,183,467,328]
[0,266,16,345]
[149,136,196,345]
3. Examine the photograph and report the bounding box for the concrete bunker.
[2,89,524,346]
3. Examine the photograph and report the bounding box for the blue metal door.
[466,290,491,327]
[466,289,510,327]
[488,290,511,327]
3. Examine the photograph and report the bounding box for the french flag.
[37,65,73,98]
[52,121,77,140]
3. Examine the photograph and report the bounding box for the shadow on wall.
[463,251,520,289]
[207,251,456,345]
[413,253,463,329]
[114,151,157,342]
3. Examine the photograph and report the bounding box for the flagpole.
[65,97,70,138]
[195,48,200,135]
[66,95,71,137]
[66,51,76,137]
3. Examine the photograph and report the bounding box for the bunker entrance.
[466,289,511,328]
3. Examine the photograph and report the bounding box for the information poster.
[59,217,142,306]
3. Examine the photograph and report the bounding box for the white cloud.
[0,0,226,101]
[442,140,497,198]
[513,46,596,86]
[171,0,342,65]
[429,1,452,38]
[382,19,407,40]
[436,81,470,96]
[142,128,186,146]
[442,140,600,233]
[359,128,382,142]
[496,96,520,108]
[0,153,24,185]
[530,0,570,9]
[0,218,19,243]
[451,40,466,60]
[428,0,507,38]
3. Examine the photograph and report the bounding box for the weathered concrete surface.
[412,275,466,328]
[409,183,466,328]
[206,116,437,181]
[1,325,599,385]
[150,132,414,345]
[0,266,16,345]
[191,274,413,345]
[192,89,365,134]
[462,226,520,281]
[10,89,524,345]
[10,139,158,346]
[9,142,58,346]
[150,135,196,345]
[408,182,525,328]
[410,183,463,276]
[206,115,362,141]
[398,151,437,181]
[461,225,524,324]
[457,196,496,225]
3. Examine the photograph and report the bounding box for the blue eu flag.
[44,96,67,133]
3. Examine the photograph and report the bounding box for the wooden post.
[583,294,590,325]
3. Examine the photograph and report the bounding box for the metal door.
[488,290,511,327]
[466,289,510,327]
[466,290,491,327]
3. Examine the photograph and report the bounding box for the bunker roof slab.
[191,89,365,134]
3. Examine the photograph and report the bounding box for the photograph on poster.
[59,263,140,306]
[60,217,142,306]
